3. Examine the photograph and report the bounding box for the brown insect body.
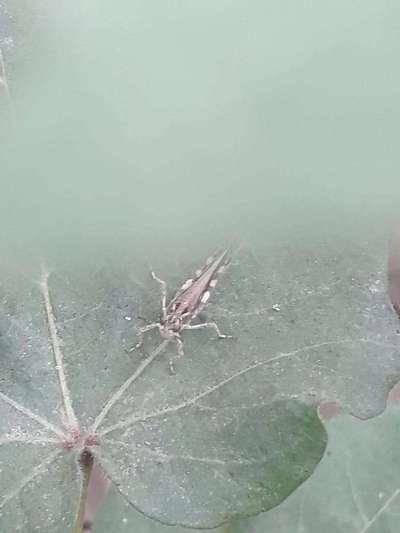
[164,249,229,325]
[131,249,232,361]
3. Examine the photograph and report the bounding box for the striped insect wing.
[165,249,230,324]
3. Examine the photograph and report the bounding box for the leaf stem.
[73,450,94,533]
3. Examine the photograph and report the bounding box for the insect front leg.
[150,271,168,321]
[126,322,159,353]
[182,322,232,339]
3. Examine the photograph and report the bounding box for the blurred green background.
[1,1,399,256]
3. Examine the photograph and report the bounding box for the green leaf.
[0,443,79,532]
[100,400,326,528]
[233,402,400,533]
[0,233,398,530]
[94,483,223,533]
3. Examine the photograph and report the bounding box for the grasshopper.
[130,249,232,358]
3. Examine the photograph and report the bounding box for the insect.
[130,249,232,358]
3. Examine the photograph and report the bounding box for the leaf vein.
[100,338,383,437]
[0,390,66,439]
[358,488,400,533]
[0,449,62,509]
[107,439,264,466]
[40,266,78,431]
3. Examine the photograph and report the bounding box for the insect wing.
[167,249,229,319]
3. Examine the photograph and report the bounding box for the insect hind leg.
[182,321,232,339]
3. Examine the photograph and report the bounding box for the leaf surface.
[1,232,398,529]
[233,402,400,533]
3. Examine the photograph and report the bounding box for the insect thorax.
[161,314,182,332]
